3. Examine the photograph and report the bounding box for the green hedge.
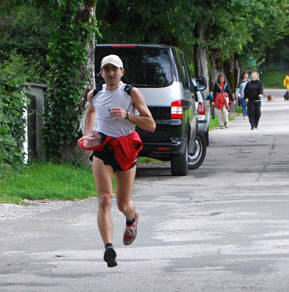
[0,54,29,171]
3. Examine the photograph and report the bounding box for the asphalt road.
[1,89,289,292]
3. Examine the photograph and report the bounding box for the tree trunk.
[194,23,209,90]
[224,57,237,112]
[234,59,241,88]
[77,2,96,132]
[60,1,96,163]
[85,4,96,90]
[209,51,221,90]
[224,57,235,91]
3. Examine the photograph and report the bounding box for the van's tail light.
[171,100,183,119]
[197,102,206,115]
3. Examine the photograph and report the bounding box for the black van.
[95,44,206,176]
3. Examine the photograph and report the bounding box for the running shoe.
[104,246,117,268]
[123,213,138,245]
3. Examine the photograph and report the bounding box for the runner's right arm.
[77,90,96,144]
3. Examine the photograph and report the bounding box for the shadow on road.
[136,166,171,177]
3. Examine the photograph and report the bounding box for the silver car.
[189,78,210,168]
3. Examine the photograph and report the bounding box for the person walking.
[283,73,289,89]
[236,71,249,118]
[212,73,234,129]
[244,71,263,130]
[78,54,156,268]
[283,73,289,100]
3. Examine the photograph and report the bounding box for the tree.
[180,0,288,89]
[0,1,51,83]
[238,0,289,70]
[44,0,99,160]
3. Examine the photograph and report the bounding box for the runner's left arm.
[128,87,156,132]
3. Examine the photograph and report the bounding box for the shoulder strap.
[124,84,133,95]
[93,81,104,96]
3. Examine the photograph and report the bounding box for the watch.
[126,110,130,120]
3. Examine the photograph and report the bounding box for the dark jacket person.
[245,71,263,130]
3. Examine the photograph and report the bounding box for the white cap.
[101,54,123,69]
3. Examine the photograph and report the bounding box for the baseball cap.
[101,54,123,69]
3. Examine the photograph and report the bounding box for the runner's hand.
[109,107,126,120]
[77,135,89,146]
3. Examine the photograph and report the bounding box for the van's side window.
[175,51,190,90]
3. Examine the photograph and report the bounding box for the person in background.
[283,73,289,100]
[236,71,249,119]
[283,73,289,90]
[244,71,263,130]
[206,91,215,119]
[213,73,234,129]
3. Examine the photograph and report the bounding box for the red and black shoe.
[123,213,139,245]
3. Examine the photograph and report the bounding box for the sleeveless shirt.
[92,82,135,137]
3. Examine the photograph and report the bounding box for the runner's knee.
[98,192,112,210]
[117,200,130,214]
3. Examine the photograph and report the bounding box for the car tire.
[171,142,188,176]
[205,130,209,146]
[188,133,207,169]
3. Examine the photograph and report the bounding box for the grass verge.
[261,69,287,88]
[138,157,160,163]
[209,112,237,130]
[0,162,102,204]
[209,116,219,130]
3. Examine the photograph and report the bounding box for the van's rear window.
[95,47,173,87]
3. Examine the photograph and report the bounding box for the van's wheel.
[188,133,207,169]
[171,142,188,176]
[205,130,209,146]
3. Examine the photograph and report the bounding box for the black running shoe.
[103,247,117,268]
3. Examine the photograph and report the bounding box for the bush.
[0,54,29,171]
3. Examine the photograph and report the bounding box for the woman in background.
[213,73,234,129]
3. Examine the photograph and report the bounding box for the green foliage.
[0,162,99,203]
[237,0,289,68]
[44,0,98,159]
[95,0,288,79]
[260,69,287,88]
[0,54,29,170]
[97,0,180,44]
[0,3,50,83]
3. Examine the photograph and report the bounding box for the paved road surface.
[0,89,289,292]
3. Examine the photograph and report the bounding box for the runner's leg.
[115,165,136,220]
[92,156,114,244]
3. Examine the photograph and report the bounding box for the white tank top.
[92,82,135,137]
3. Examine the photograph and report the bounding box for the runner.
[78,54,156,267]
